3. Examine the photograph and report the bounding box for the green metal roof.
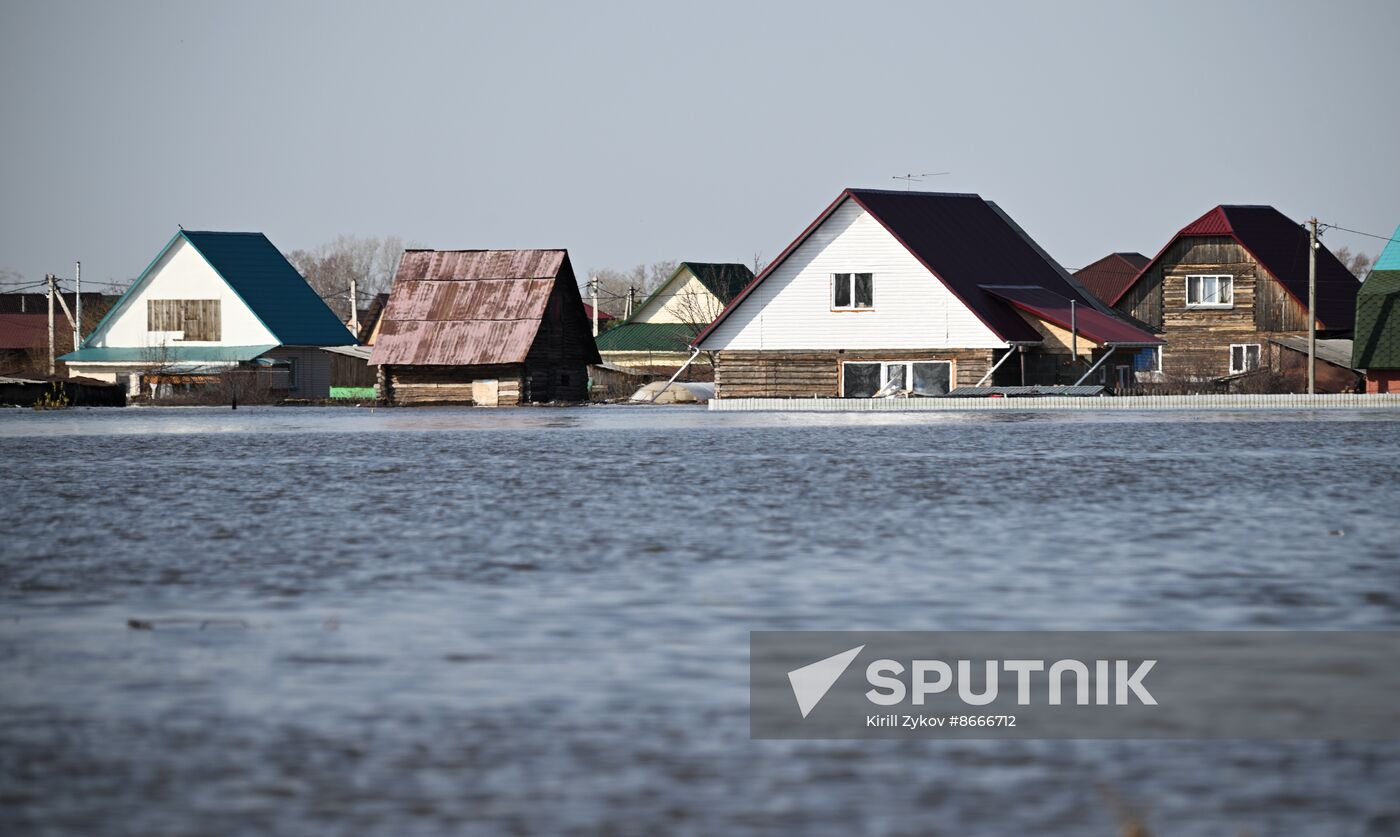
[595,322,698,353]
[60,345,277,363]
[1353,269,1400,370]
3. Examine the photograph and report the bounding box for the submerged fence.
[709,394,1400,412]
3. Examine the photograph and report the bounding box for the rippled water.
[3,405,1399,835]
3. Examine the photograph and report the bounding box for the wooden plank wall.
[715,349,994,398]
[147,299,221,341]
[384,364,525,405]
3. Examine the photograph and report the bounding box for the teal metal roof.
[595,322,698,353]
[1374,224,1400,271]
[180,231,354,346]
[60,345,276,363]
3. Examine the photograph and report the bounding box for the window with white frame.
[1229,343,1260,374]
[1185,274,1233,308]
[1133,346,1162,374]
[841,360,951,397]
[832,273,874,310]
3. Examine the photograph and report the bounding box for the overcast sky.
[1,0,1396,289]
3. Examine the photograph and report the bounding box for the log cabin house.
[1352,223,1400,393]
[1108,205,1361,389]
[60,230,355,399]
[1074,253,1150,307]
[369,249,600,406]
[693,189,1160,398]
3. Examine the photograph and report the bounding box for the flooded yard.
[2,405,1399,835]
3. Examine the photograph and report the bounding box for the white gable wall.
[87,236,278,349]
[699,198,1005,351]
[632,268,725,324]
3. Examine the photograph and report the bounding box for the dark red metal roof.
[582,302,614,322]
[0,313,50,350]
[1073,253,1150,305]
[1111,206,1360,329]
[981,286,1162,346]
[369,249,599,367]
[697,189,1138,346]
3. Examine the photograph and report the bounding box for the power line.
[1317,223,1399,245]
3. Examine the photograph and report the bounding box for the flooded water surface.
[3,406,1399,835]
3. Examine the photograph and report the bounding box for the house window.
[841,360,951,397]
[832,273,874,310]
[1229,344,1260,374]
[1185,275,1233,309]
[1133,346,1162,373]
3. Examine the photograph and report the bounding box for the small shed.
[369,249,600,405]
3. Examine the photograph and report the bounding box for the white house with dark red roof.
[694,189,1160,398]
[1110,205,1361,389]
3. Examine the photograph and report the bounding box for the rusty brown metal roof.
[369,249,572,366]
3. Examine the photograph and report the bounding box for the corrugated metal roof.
[697,189,1137,347]
[1073,253,1150,305]
[60,345,276,363]
[596,322,697,352]
[181,232,356,346]
[980,285,1162,346]
[1112,206,1360,329]
[0,313,50,349]
[369,249,601,367]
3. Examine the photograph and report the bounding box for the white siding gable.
[86,236,278,349]
[699,198,1005,351]
[632,268,724,324]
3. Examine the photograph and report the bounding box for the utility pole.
[590,277,599,337]
[625,286,636,320]
[74,261,82,348]
[1070,299,1078,363]
[1308,218,1318,395]
[349,274,360,337]
[47,274,56,376]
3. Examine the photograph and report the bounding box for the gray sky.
[2,0,1396,290]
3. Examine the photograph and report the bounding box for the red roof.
[0,313,50,350]
[981,286,1161,346]
[1111,206,1360,329]
[369,249,600,367]
[582,302,614,322]
[1073,253,1150,305]
[696,188,1140,347]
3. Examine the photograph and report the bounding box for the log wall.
[714,349,995,398]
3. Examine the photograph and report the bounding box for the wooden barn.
[369,249,600,406]
[693,189,1160,398]
[1109,205,1361,388]
[1353,223,1400,393]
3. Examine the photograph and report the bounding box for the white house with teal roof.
[62,230,355,398]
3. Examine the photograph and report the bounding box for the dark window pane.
[833,274,851,308]
[884,364,906,389]
[843,363,881,397]
[911,362,950,395]
[854,273,873,307]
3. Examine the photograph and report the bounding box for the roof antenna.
[891,172,950,191]
[178,224,184,230]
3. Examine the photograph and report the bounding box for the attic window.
[1185,275,1233,309]
[832,273,874,310]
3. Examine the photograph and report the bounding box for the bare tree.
[284,235,416,322]
[1330,246,1373,279]
[581,261,678,317]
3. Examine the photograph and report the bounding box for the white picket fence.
[709,394,1400,412]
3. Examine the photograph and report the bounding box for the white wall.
[87,236,278,349]
[633,269,724,324]
[699,198,1005,351]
